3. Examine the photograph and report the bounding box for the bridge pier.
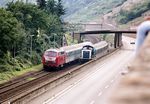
[79,33,82,43]
[114,33,122,48]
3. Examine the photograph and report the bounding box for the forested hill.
[62,0,127,23]
[63,0,150,25]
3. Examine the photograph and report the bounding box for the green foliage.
[0,1,65,73]
[0,8,24,57]
[7,2,48,32]
[55,0,65,17]
[37,0,46,9]
[46,0,56,14]
[45,0,65,17]
[65,33,78,45]
[0,51,31,72]
[118,1,150,24]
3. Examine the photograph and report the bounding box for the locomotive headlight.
[45,57,56,62]
[43,51,57,63]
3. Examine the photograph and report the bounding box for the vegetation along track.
[0,49,117,104]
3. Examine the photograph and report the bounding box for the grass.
[65,33,78,45]
[0,64,42,84]
[100,34,114,43]
[27,77,36,81]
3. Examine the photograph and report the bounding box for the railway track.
[0,62,80,103]
[0,49,117,104]
[0,70,44,91]
[0,71,54,103]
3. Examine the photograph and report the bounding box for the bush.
[0,52,33,72]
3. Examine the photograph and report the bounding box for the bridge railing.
[63,23,119,32]
[109,34,150,104]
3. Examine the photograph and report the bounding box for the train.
[42,42,92,69]
[42,41,108,70]
[80,41,108,62]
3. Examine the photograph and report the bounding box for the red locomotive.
[42,49,66,69]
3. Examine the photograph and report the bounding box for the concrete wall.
[110,34,150,104]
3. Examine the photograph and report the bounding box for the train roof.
[61,42,93,52]
[45,48,64,53]
[82,44,94,48]
[44,42,93,53]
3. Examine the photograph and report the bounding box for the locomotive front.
[42,49,65,69]
[81,45,96,61]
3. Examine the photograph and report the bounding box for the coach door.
[59,51,65,64]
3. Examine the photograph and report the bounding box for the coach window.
[61,51,65,55]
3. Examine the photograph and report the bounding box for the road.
[29,36,135,104]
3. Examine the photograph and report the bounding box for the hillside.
[63,0,127,23]
[103,0,150,29]
[63,0,150,26]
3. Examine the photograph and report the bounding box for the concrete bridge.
[73,30,136,48]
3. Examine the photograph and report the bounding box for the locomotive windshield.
[45,51,57,57]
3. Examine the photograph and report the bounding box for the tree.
[46,0,56,15]
[55,0,65,17]
[0,1,66,72]
[45,0,65,17]
[37,0,46,9]
[7,2,48,32]
[0,8,23,57]
[7,1,64,55]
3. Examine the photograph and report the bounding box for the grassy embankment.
[0,64,42,84]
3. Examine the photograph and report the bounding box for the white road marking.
[90,100,95,104]
[105,85,109,89]
[98,92,102,96]
[43,85,73,104]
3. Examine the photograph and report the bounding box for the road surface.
[29,36,135,104]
